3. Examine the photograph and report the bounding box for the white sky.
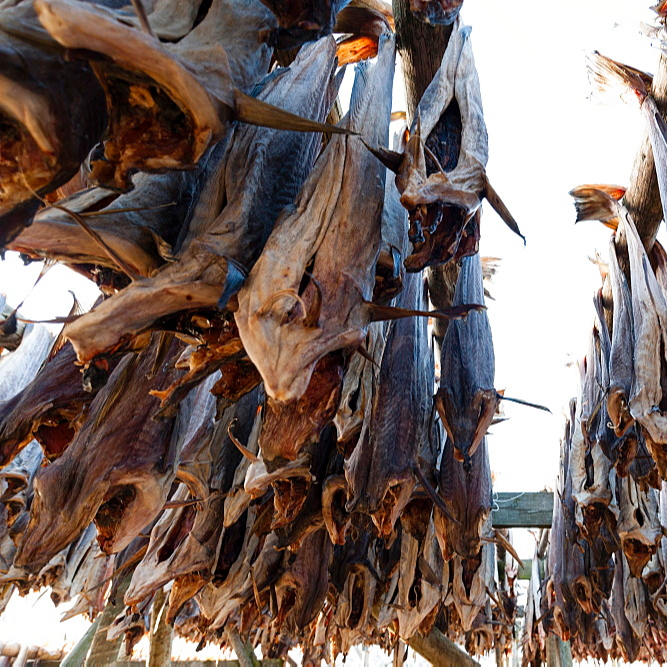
[0,0,663,659]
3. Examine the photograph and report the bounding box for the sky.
[0,0,663,660]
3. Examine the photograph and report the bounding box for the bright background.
[0,0,663,661]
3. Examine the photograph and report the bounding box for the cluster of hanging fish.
[522,32,667,664]
[0,0,528,660]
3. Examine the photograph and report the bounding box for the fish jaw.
[436,387,498,463]
[15,467,108,571]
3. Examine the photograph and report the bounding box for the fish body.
[64,37,341,365]
[236,34,395,402]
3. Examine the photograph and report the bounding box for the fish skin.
[15,334,183,570]
[607,231,635,438]
[64,37,341,365]
[32,0,274,190]
[236,34,396,402]
[10,169,201,278]
[344,271,433,536]
[124,386,259,608]
[0,1,107,246]
[621,210,667,459]
[436,252,496,464]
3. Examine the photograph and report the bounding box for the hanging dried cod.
[344,271,435,537]
[369,19,523,271]
[64,36,342,367]
[15,333,184,569]
[236,35,395,403]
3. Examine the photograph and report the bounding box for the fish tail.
[587,51,651,104]
[569,184,624,227]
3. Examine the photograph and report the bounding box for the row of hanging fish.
[523,38,667,664]
[0,0,528,660]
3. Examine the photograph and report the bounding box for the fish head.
[409,0,463,25]
[436,387,498,465]
[15,460,108,571]
[239,286,330,402]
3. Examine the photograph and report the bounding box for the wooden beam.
[492,492,553,529]
[408,628,480,667]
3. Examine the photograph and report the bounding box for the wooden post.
[545,635,573,667]
[623,53,667,252]
[61,616,101,667]
[408,628,480,667]
[85,572,132,666]
[147,586,173,667]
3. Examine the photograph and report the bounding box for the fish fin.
[493,529,524,568]
[484,177,526,244]
[228,419,260,463]
[588,51,651,103]
[417,555,439,587]
[362,140,403,173]
[218,259,248,309]
[569,185,621,227]
[233,90,355,135]
[47,291,84,360]
[365,301,485,322]
[355,343,378,367]
[412,459,460,526]
[497,391,551,413]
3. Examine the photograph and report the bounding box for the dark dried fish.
[15,334,183,569]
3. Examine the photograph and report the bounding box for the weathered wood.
[61,616,101,667]
[147,586,173,667]
[624,53,667,252]
[85,572,133,666]
[545,635,573,667]
[491,492,553,529]
[408,627,480,666]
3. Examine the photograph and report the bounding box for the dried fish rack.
[0,0,545,664]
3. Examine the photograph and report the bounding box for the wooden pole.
[147,586,174,667]
[61,616,101,667]
[85,571,132,666]
[623,53,667,252]
[408,628,480,667]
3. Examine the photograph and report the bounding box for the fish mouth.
[88,65,198,190]
[95,484,138,553]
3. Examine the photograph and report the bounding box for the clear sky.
[0,0,663,658]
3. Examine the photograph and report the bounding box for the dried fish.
[259,0,351,48]
[345,271,434,536]
[0,1,106,245]
[64,36,342,365]
[370,20,522,271]
[15,334,183,569]
[0,341,113,467]
[236,34,395,402]
[435,252,495,464]
[125,386,258,607]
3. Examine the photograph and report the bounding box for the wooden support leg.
[85,572,133,666]
[61,616,101,667]
[147,586,173,667]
